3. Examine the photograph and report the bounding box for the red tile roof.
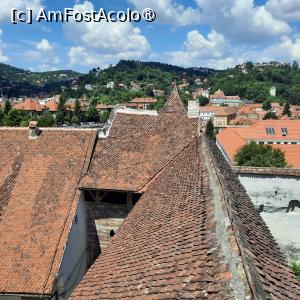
[71,138,236,299]
[71,136,300,299]
[0,128,96,295]
[80,113,197,192]
[44,99,58,112]
[131,97,157,104]
[216,120,300,167]
[14,99,42,112]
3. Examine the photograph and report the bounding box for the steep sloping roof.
[207,138,300,299]
[160,84,187,113]
[71,138,238,299]
[80,112,198,191]
[0,128,96,295]
[71,136,300,299]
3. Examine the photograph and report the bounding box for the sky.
[0,0,300,73]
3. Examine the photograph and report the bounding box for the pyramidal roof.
[160,83,187,114]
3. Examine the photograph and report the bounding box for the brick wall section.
[206,137,300,299]
[71,138,234,299]
[85,201,128,266]
[233,166,300,177]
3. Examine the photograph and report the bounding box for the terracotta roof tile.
[14,99,42,112]
[206,138,300,299]
[71,138,234,299]
[0,128,97,295]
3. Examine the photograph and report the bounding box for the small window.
[291,142,296,145]
[266,127,275,135]
[110,229,115,237]
[267,141,273,144]
[276,142,281,144]
[259,141,264,145]
[281,128,288,136]
[284,142,288,144]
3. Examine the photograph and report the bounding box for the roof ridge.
[160,83,187,114]
[138,136,198,192]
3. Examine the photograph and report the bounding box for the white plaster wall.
[56,193,88,299]
[238,174,300,210]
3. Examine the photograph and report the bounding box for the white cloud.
[0,29,9,63]
[266,0,300,21]
[23,38,59,71]
[127,0,201,26]
[0,0,43,22]
[167,30,230,68]
[261,36,300,61]
[65,1,151,67]
[195,0,290,43]
[36,39,53,51]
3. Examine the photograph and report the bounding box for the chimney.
[28,121,40,139]
[187,100,199,118]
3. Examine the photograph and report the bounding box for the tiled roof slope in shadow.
[80,88,197,192]
[0,128,97,295]
[71,137,241,300]
[206,137,300,299]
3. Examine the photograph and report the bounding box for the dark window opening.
[110,229,115,237]
[281,128,288,136]
[266,127,275,135]
[286,200,300,213]
[258,204,264,213]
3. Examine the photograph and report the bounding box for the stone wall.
[85,201,128,266]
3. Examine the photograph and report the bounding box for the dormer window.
[266,127,275,135]
[281,128,288,136]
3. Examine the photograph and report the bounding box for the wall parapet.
[233,166,300,177]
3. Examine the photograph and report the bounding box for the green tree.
[4,109,29,127]
[292,262,300,281]
[4,100,12,115]
[234,141,287,167]
[56,97,67,125]
[38,114,55,127]
[205,119,215,140]
[282,102,291,117]
[0,109,4,126]
[198,96,209,106]
[292,60,299,70]
[74,99,82,122]
[100,111,110,123]
[262,100,272,111]
[71,114,80,125]
[86,104,100,122]
[263,111,278,120]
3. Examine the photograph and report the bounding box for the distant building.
[210,89,243,106]
[130,82,141,91]
[106,81,115,89]
[199,105,237,127]
[194,78,202,85]
[85,84,94,91]
[270,86,277,97]
[13,99,42,116]
[217,120,300,167]
[192,88,209,99]
[153,89,165,97]
[131,97,157,110]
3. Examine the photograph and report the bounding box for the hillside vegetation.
[0,63,80,97]
[206,62,300,104]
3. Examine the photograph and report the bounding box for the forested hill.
[74,60,214,90]
[0,63,81,97]
[206,62,300,104]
